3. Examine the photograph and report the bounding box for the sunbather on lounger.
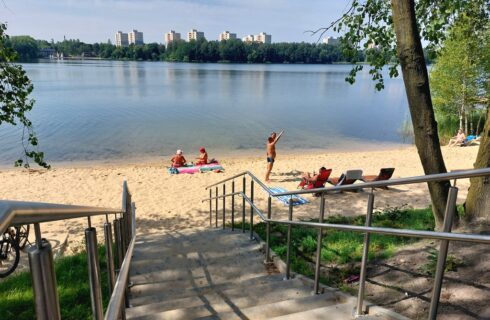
[298,167,332,189]
[447,129,466,147]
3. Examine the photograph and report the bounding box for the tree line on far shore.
[6,36,369,64]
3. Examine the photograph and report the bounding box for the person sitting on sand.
[171,149,187,167]
[196,147,208,165]
[448,129,466,147]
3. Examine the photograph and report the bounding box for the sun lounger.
[361,168,395,189]
[269,187,309,206]
[297,168,332,189]
[328,169,363,187]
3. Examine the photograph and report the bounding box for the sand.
[0,145,479,253]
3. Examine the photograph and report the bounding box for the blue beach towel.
[269,187,309,206]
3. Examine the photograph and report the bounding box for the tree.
[0,24,49,168]
[430,14,486,135]
[7,36,39,61]
[465,20,490,221]
[316,0,488,229]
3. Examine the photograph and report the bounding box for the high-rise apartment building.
[165,30,181,44]
[219,31,237,41]
[187,29,205,41]
[115,31,129,47]
[128,29,144,45]
[255,32,271,44]
[242,35,254,43]
[322,36,339,46]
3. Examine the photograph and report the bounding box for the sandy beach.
[0,145,479,255]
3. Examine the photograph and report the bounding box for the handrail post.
[131,202,136,238]
[120,215,127,257]
[265,195,272,263]
[428,186,458,320]
[28,223,61,320]
[231,181,235,231]
[85,227,104,320]
[223,184,226,229]
[285,198,293,280]
[209,189,212,227]
[242,176,246,233]
[114,219,123,270]
[104,217,116,296]
[250,179,255,240]
[314,193,326,294]
[215,186,218,228]
[356,190,375,316]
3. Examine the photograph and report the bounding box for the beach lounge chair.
[362,168,395,189]
[328,169,363,188]
[462,136,480,146]
[298,168,332,189]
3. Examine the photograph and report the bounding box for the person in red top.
[171,149,187,167]
[196,147,208,165]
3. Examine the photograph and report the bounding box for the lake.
[0,61,411,166]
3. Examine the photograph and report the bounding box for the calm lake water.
[0,61,411,165]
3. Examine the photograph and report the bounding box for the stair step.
[127,278,324,320]
[130,245,263,275]
[132,242,260,262]
[129,277,308,309]
[195,291,343,320]
[269,301,356,320]
[129,273,284,300]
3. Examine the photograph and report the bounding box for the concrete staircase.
[126,228,404,320]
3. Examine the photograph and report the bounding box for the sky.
[0,0,349,44]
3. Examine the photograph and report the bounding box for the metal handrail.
[1,181,136,320]
[205,168,490,197]
[0,201,122,235]
[203,167,490,319]
[104,234,136,320]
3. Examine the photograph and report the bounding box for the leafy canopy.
[430,14,489,120]
[311,0,489,91]
[0,23,49,168]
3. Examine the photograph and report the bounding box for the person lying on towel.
[171,149,187,168]
[195,147,208,165]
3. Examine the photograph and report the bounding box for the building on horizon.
[322,36,339,46]
[255,32,271,44]
[115,31,129,47]
[128,29,144,45]
[242,34,254,43]
[39,48,56,58]
[219,31,237,41]
[187,29,205,41]
[165,30,181,44]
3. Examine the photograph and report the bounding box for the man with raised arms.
[265,130,284,182]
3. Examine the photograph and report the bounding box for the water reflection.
[0,61,410,164]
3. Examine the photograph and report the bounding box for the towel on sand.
[167,163,224,174]
[269,187,309,206]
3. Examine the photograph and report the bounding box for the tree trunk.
[391,0,450,230]
[465,109,490,221]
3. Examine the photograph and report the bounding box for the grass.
[0,245,109,319]
[246,206,435,287]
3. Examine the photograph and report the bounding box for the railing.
[0,180,136,320]
[203,168,490,320]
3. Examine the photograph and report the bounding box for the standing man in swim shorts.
[265,130,284,182]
